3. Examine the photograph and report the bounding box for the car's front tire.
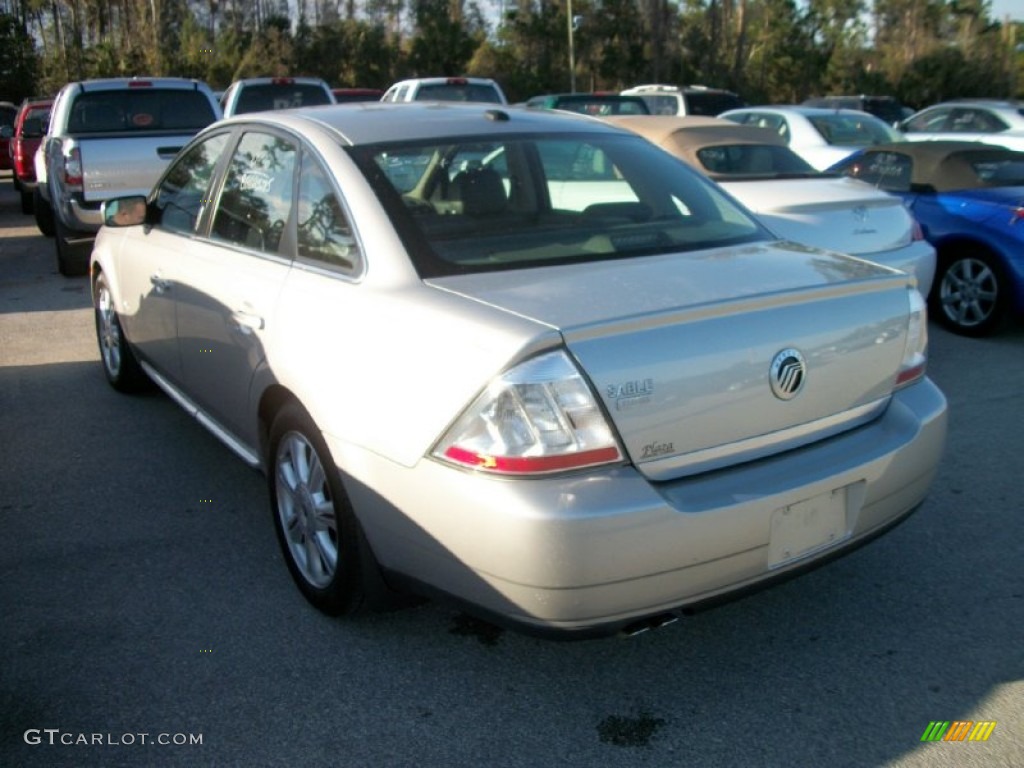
[931,249,1007,337]
[94,273,148,392]
[269,404,367,616]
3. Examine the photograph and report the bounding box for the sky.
[989,0,1023,22]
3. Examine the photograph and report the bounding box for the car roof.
[726,105,874,117]
[390,76,499,86]
[72,77,213,91]
[606,116,790,175]
[851,140,1024,191]
[606,115,786,146]
[232,76,330,86]
[623,84,738,95]
[216,102,626,146]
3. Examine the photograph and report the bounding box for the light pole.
[567,0,577,93]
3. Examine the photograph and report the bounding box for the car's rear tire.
[94,272,148,392]
[33,188,55,237]
[19,190,33,215]
[931,249,1007,337]
[55,218,91,277]
[269,403,367,616]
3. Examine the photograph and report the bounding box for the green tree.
[0,13,37,100]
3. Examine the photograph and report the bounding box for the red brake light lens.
[434,350,624,476]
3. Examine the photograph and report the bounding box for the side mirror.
[102,196,148,227]
[0,125,12,139]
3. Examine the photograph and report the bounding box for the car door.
[172,129,298,450]
[115,130,232,384]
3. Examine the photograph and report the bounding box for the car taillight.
[271,78,295,85]
[433,350,624,475]
[895,288,927,389]
[128,80,153,87]
[63,146,83,188]
[911,219,924,241]
[446,78,468,85]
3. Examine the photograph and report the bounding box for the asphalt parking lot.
[0,171,1021,767]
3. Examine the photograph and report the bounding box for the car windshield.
[808,114,902,146]
[695,143,816,176]
[351,132,770,277]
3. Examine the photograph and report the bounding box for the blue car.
[830,140,1024,336]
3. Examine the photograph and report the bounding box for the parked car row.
[7,69,1024,640]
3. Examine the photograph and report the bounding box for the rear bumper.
[329,377,947,637]
[860,240,936,297]
[55,194,104,233]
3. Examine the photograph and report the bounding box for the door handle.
[231,309,264,333]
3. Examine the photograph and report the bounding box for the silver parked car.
[91,103,947,638]
[897,99,1024,151]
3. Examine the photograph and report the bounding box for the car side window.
[905,108,949,133]
[949,108,1006,133]
[296,152,361,273]
[211,131,297,255]
[153,132,231,235]
[744,113,789,143]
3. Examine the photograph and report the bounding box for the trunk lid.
[722,176,914,257]
[78,135,190,201]
[428,242,913,481]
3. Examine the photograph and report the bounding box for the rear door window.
[211,131,298,255]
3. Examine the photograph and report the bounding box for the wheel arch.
[257,384,302,470]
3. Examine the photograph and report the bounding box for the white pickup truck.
[35,77,222,275]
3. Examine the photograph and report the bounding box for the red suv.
[10,98,52,214]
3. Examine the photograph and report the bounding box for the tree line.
[0,0,1021,108]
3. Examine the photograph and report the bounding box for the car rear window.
[685,91,745,116]
[352,132,769,277]
[414,83,504,103]
[20,106,50,136]
[696,144,816,176]
[233,84,332,114]
[553,98,649,116]
[68,90,217,133]
[808,113,902,146]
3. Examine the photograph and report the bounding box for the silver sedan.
[91,103,947,637]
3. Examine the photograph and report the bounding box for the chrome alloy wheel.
[939,257,998,329]
[275,431,339,589]
[96,281,123,377]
